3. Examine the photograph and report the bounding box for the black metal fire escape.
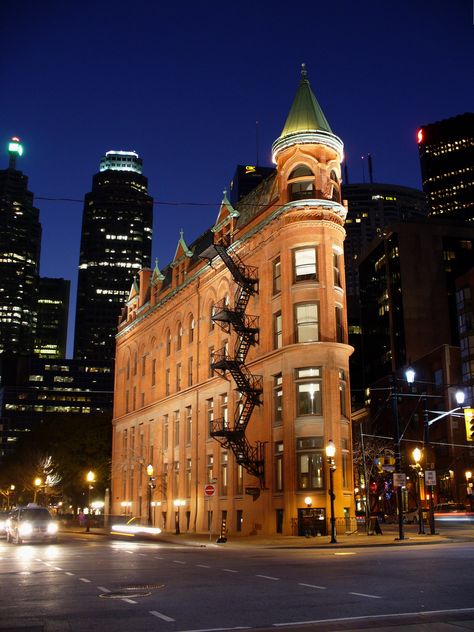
[201,237,265,485]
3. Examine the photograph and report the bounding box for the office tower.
[111,66,354,537]
[229,165,276,205]
[342,183,427,408]
[359,220,474,387]
[0,138,41,356]
[417,112,474,222]
[34,277,70,359]
[74,151,153,361]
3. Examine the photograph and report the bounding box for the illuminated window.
[295,303,319,343]
[296,437,324,490]
[273,374,283,425]
[294,248,317,282]
[176,322,183,351]
[275,442,283,492]
[295,367,322,415]
[189,315,195,343]
[220,452,228,496]
[273,312,282,349]
[273,257,281,294]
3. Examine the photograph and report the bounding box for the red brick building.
[111,67,354,536]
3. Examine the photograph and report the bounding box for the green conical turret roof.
[279,64,332,137]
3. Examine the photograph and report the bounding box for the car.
[6,504,59,544]
[432,503,474,523]
[0,510,11,536]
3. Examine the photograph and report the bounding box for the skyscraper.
[74,151,153,361]
[34,277,70,359]
[0,138,41,356]
[417,112,474,222]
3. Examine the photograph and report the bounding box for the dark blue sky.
[1,1,473,356]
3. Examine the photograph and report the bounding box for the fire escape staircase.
[203,238,265,484]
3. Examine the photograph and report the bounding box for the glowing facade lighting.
[8,137,23,156]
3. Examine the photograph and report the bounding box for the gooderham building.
[111,67,354,537]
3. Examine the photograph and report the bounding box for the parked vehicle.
[6,504,58,544]
[0,510,11,536]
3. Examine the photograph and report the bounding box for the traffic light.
[465,408,474,442]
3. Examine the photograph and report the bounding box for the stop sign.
[204,484,216,497]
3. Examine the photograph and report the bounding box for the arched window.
[176,322,183,351]
[166,330,171,356]
[330,170,340,202]
[288,164,315,202]
[210,302,215,331]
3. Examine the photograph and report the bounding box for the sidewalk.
[63,522,474,548]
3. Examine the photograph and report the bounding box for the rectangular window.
[273,257,281,294]
[176,363,181,392]
[185,405,192,444]
[173,461,179,495]
[335,305,343,342]
[125,390,129,414]
[273,374,283,424]
[132,386,136,410]
[165,369,170,396]
[294,247,317,282]
[333,251,342,288]
[142,355,146,376]
[236,463,243,495]
[295,367,322,415]
[174,410,180,447]
[208,346,214,378]
[296,437,324,490]
[188,356,193,386]
[207,398,214,436]
[273,312,282,349]
[163,415,169,450]
[185,458,192,497]
[122,429,128,455]
[295,303,319,343]
[220,452,228,496]
[152,358,156,387]
[339,369,347,417]
[220,393,228,428]
[207,454,214,484]
[342,451,349,488]
[275,441,283,492]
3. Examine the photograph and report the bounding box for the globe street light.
[86,470,95,533]
[412,447,425,534]
[34,477,42,504]
[146,464,154,526]
[325,440,337,544]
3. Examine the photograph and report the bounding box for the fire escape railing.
[202,237,264,484]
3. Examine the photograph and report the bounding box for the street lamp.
[390,374,405,540]
[412,447,425,534]
[325,440,337,544]
[147,464,154,526]
[173,499,185,535]
[86,470,95,533]
[34,477,42,504]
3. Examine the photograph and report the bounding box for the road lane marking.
[138,553,147,556]
[196,564,211,568]
[349,591,381,599]
[125,550,134,554]
[173,560,186,564]
[150,610,175,622]
[272,607,474,627]
[256,574,279,581]
[222,568,238,573]
[65,572,75,576]
[54,566,63,570]
[79,578,91,583]
[98,586,110,592]
[154,556,164,560]
[177,628,250,632]
[298,583,326,590]
[334,552,355,556]
[122,598,136,604]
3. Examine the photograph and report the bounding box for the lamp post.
[34,477,42,504]
[390,374,405,540]
[412,447,425,534]
[325,440,337,544]
[146,464,154,526]
[174,499,185,534]
[86,470,95,533]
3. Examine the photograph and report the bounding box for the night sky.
[1,1,473,356]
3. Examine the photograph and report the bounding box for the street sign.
[204,484,216,497]
[393,473,407,488]
[425,470,437,485]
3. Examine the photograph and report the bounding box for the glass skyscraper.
[74,151,153,361]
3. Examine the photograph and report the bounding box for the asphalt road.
[1,533,474,631]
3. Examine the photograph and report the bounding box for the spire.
[279,64,332,137]
[151,258,165,284]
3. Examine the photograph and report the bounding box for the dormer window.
[288,165,315,201]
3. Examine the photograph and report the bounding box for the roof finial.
[180,228,184,240]
[301,62,308,81]
[223,187,227,196]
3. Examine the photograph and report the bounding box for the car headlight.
[0,520,6,529]
[47,522,58,535]
[19,522,33,537]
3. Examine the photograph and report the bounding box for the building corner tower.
[74,151,153,361]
